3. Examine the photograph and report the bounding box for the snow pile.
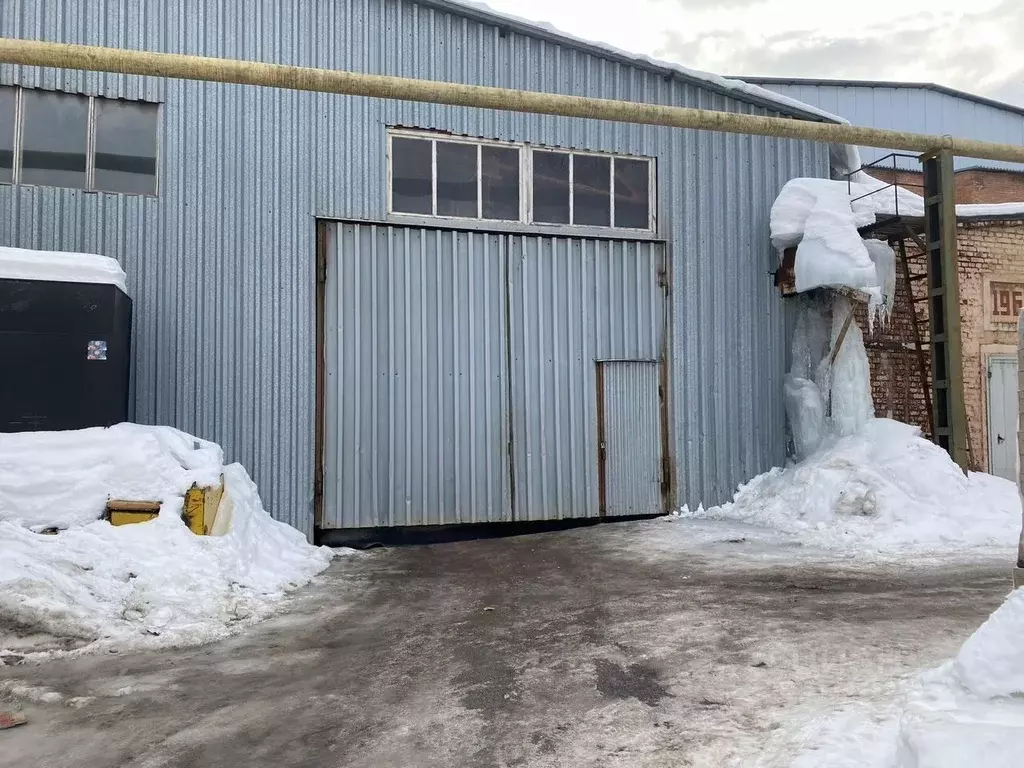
[955,587,1024,698]
[0,245,128,294]
[792,590,1024,766]
[0,424,223,530]
[771,174,1024,300]
[677,418,1021,552]
[0,425,335,657]
[891,589,1024,766]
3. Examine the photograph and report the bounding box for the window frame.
[0,85,161,197]
[387,128,656,234]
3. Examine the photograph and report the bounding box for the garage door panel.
[508,235,665,521]
[322,223,511,528]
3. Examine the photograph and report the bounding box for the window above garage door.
[387,129,656,233]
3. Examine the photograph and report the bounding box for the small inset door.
[597,360,665,517]
[987,355,1018,482]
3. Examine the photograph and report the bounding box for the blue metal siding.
[759,82,1024,171]
[0,0,828,536]
[508,236,665,522]
[323,224,512,528]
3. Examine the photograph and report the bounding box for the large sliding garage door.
[320,223,666,529]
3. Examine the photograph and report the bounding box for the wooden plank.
[106,500,161,513]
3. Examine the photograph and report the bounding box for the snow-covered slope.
[676,418,1021,554]
[0,425,336,659]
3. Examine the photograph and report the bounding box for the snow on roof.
[420,0,845,124]
[771,174,1024,297]
[0,246,128,294]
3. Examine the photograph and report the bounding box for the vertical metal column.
[921,149,969,469]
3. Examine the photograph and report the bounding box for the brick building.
[864,166,1024,205]
[742,77,1024,478]
[865,216,1024,479]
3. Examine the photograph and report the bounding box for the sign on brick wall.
[989,280,1024,325]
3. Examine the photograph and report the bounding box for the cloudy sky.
[486,0,1024,107]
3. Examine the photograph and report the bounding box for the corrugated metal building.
[741,77,1024,172]
[0,0,831,538]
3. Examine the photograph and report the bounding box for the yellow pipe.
[2,38,1024,163]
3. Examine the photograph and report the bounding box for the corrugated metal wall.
[756,82,1024,172]
[600,361,663,517]
[508,235,664,522]
[0,0,828,536]
[323,225,664,527]
[323,223,511,528]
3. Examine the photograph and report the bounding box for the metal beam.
[2,38,1024,162]
[921,149,969,470]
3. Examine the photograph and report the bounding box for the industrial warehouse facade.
[0,0,830,538]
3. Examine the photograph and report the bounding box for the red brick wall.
[858,248,931,438]
[860,220,1024,472]
[955,170,1024,205]
[866,168,1024,205]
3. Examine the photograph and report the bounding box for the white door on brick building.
[987,356,1019,482]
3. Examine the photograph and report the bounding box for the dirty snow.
[773,588,1024,767]
[956,587,1024,699]
[0,245,127,294]
[0,425,335,659]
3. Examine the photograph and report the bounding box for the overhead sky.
[484,0,1024,107]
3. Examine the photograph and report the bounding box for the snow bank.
[0,245,128,294]
[955,588,1024,698]
[677,418,1021,552]
[0,424,223,530]
[0,426,335,657]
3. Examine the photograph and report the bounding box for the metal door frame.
[595,358,671,517]
[987,353,1017,479]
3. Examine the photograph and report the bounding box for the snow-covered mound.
[677,418,1021,552]
[955,587,1024,698]
[0,425,335,658]
[890,590,1024,767]
[0,424,224,530]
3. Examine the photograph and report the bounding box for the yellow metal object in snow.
[105,478,224,534]
[183,484,206,535]
[109,510,159,526]
[107,500,161,526]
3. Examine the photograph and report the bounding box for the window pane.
[436,141,477,218]
[481,146,519,221]
[94,99,158,195]
[21,90,88,189]
[391,137,432,214]
[0,87,13,183]
[532,151,569,224]
[614,158,651,229]
[572,154,610,226]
